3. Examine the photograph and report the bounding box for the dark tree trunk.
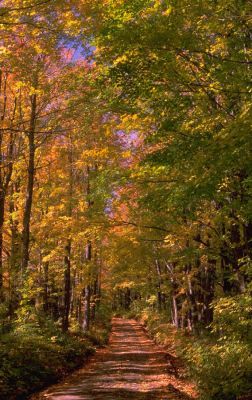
[62,241,71,332]
[83,240,92,331]
[50,277,60,320]
[21,93,37,274]
[43,261,49,313]
[0,79,15,302]
[77,296,82,324]
[124,287,131,310]
[62,142,73,331]
[70,270,77,316]
[9,183,21,316]
[201,260,215,325]
[96,253,102,309]
[77,273,83,324]
[0,70,6,299]
[83,165,93,331]
[0,192,5,301]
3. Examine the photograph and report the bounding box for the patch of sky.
[59,36,95,63]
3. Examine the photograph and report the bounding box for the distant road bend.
[32,318,197,400]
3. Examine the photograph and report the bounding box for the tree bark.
[62,241,71,331]
[9,182,21,315]
[21,93,37,274]
[83,284,91,331]
[83,240,91,331]
[0,192,5,300]
[155,259,163,311]
[172,295,179,328]
[0,75,15,301]
[90,277,98,321]
[83,165,92,331]
[43,261,49,313]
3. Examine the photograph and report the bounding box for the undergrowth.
[121,293,252,400]
[0,309,111,400]
[179,292,252,400]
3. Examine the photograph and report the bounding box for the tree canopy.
[0,1,251,399]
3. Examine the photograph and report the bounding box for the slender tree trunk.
[77,273,83,323]
[83,285,91,331]
[77,296,82,324]
[43,261,49,313]
[90,277,97,321]
[124,287,131,309]
[21,93,37,274]
[9,183,20,315]
[186,262,195,331]
[0,71,5,299]
[202,260,215,325]
[62,240,71,331]
[0,76,15,302]
[155,259,162,311]
[70,270,76,316]
[83,165,92,331]
[165,261,179,327]
[90,250,100,320]
[172,295,179,328]
[83,240,91,331]
[0,191,5,301]
[62,141,74,331]
[96,251,102,310]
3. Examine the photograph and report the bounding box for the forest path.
[31,318,196,400]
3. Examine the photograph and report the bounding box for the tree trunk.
[155,259,162,311]
[186,262,195,331]
[0,192,5,301]
[62,141,74,331]
[201,260,215,325]
[83,240,92,331]
[43,261,49,313]
[83,165,92,331]
[124,287,131,309]
[62,241,71,332]
[172,295,179,328]
[0,77,15,302]
[83,284,91,331]
[9,183,21,316]
[21,93,37,274]
[164,261,179,327]
[90,277,98,321]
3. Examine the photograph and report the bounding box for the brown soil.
[31,318,197,400]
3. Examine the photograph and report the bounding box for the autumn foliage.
[0,1,251,399]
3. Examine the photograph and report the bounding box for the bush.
[126,295,252,399]
[181,290,252,400]
[0,314,111,400]
[129,303,178,352]
[183,339,252,400]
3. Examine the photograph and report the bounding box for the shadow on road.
[33,319,196,400]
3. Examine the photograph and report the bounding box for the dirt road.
[32,318,196,400]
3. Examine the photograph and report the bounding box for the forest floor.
[31,318,197,400]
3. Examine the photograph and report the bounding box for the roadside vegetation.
[118,290,252,400]
[0,307,111,400]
